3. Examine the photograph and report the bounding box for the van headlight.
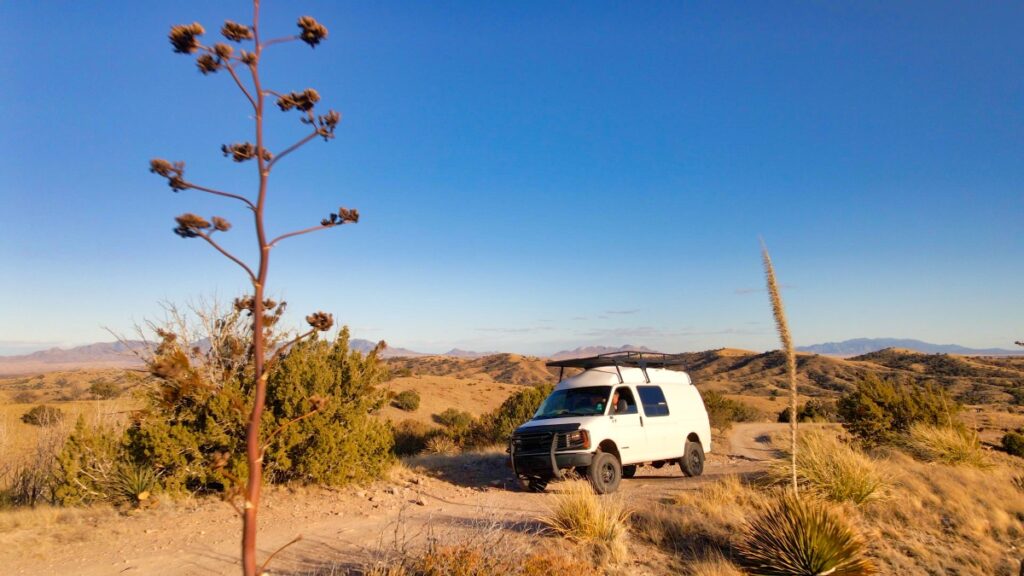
[563,430,590,450]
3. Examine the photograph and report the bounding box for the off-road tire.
[679,441,704,477]
[587,451,622,494]
[621,465,637,479]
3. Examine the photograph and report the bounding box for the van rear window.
[637,386,670,417]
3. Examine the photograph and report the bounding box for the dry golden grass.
[864,450,1024,574]
[379,375,521,427]
[903,423,990,467]
[539,480,631,566]
[767,432,889,505]
[632,475,766,555]
[634,423,1024,575]
[687,551,743,576]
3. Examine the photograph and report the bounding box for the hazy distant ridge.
[798,338,1023,356]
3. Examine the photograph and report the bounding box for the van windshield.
[533,386,612,420]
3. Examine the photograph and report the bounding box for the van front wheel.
[587,451,622,494]
[679,441,704,477]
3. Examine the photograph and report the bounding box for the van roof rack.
[546,351,689,384]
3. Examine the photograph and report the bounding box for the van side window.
[611,387,638,415]
[637,386,670,417]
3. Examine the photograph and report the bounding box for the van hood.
[514,415,604,434]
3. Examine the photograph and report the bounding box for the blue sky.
[1,1,1022,356]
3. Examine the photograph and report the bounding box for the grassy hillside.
[388,347,1024,408]
[386,353,556,386]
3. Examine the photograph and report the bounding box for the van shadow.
[404,449,518,490]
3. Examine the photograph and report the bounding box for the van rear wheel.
[679,441,704,477]
[587,451,622,494]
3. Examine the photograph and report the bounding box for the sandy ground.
[1,423,783,576]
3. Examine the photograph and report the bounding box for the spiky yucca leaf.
[737,493,876,576]
[111,464,158,505]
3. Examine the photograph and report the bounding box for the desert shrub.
[21,405,64,427]
[434,408,475,435]
[903,424,988,467]
[1001,429,1024,457]
[12,391,37,404]
[736,493,876,576]
[767,432,887,505]
[126,326,393,493]
[704,390,761,431]
[392,390,421,411]
[467,384,554,446]
[52,417,125,505]
[539,480,630,565]
[837,375,958,445]
[88,379,121,400]
[424,435,459,455]
[778,399,836,423]
[392,419,442,456]
[1,421,68,507]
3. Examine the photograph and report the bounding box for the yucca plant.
[737,493,876,576]
[424,435,460,455]
[112,464,159,506]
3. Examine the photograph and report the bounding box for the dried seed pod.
[221,20,253,42]
[169,22,205,54]
[297,16,328,47]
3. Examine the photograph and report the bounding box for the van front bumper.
[511,451,593,478]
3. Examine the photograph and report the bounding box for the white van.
[509,352,711,494]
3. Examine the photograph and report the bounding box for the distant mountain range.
[797,338,1024,356]
[7,336,1019,377]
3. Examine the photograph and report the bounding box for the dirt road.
[2,423,787,575]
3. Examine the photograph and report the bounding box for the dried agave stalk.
[762,241,798,494]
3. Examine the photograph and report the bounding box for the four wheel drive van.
[509,352,711,494]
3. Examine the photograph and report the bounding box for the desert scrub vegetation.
[777,399,836,424]
[837,374,959,445]
[539,480,631,566]
[392,390,421,411]
[20,405,64,427]
[390,419,443,456]
[392,383,554,455]
[736,493,876,576]
[766,432,888,505]
[121,324,393,492]
[466,383,553,446]
[1002,428,1024,457]
[703,390,761,431]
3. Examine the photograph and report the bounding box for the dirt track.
[2,423,786,575]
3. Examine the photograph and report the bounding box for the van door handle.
[640,416,644,427]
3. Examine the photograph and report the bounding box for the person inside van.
[611,391,624,413]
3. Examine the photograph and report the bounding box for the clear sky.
[1,1,1022,356]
